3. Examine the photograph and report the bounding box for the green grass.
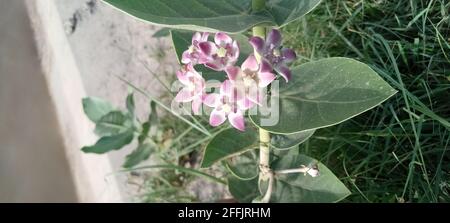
[283,0,450,202]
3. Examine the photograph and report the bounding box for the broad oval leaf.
[81,130,135,154]
[201,128,258,168]
[94,111,132,137]
[82,97,114,123]
[225,150,259,180]
[250,57,397,134]
[271,129,315,149]
[271,154,351,203]
[103,0,322,33]
[266,0,323,27]
[123,143,153,168]
[228,176,260,203]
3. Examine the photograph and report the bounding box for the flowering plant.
[176,30,288,132]
[81,0,397,203]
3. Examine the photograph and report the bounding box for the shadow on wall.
[0,0,77,202]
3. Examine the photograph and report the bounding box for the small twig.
[275,164,320,177]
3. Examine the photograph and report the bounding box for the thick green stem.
[252,0,271,202]
[259,129,270,181]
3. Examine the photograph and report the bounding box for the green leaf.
[225,150,259,180]
[126,93,135,116]
[250,57,397,134]
[82,97,114,123]
[152,28,171,38]
[138,122,150,144]
[170,30,191,64]
[266,0,322,27]
[228,176,260,203]
[138,101,159,144]
[271,130,315,149]
[149,101,159,136]
[94,111,131,136]
[81,130,135,154]
[270,154,351,203]
[201,128,258,168]
[123,143,153,168]
[103,0,322,33]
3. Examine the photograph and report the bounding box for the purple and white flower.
[225,54,276,109]
[203,80,247,131]
[198,33,240,71]
[249,29,296,82]
[175,29,295,131]
[181,32,210,65]
[175,64,206,114]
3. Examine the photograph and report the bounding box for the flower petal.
[238,97,255,110]
[203,93,219,107]
[209,108,227,127]
[181,50,192,64]
[225,66,240,81]
[282,48,296,63]
[228,110,245,131]
[176,69,190,85]
[192,32,202,44]
[215,32,233,46]
[205,61,223,71]
[275,65,292,82]
[199,42,217,56]
[258,72,276,88]
[259,59,273,73]
[185,63,196,73]
[267,29,282,47]
[249,36,265,53]
[220,80,235,96]
[192,97,202,115]
[186,64,203,79]
[200,32,210,42]
[230,40,240,62]
[175,88,194,102]
[242,54,259,72]
[197,54,209,64]
[247,88,263,105]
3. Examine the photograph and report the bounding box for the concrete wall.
[21,0,176,202]
[0,0,77,202]
[1,0,179,202]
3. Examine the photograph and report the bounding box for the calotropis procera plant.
[81,0,397,203]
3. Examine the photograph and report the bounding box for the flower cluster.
[175,29,296,131]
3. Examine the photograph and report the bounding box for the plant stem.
[252,0,271,202]
[259,129,270,181]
